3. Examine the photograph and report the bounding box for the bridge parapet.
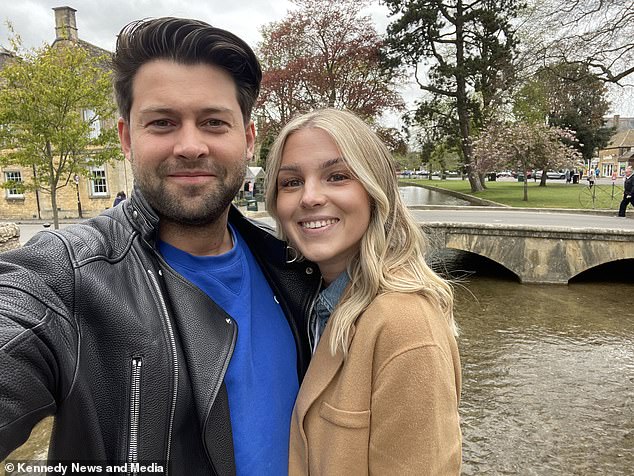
[0,223,20,252]
[424,222,634,284]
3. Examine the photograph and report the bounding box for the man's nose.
[174,124,209,159]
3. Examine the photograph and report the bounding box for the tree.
[536,63,614,168]
[512,64,614,183]
[473,121,581,200]
[513,79,550,125]
[0,38,119,229]
[375,126,408,157]
[518,0,634,85]
[384,0,524,193]
[256,0,404,136]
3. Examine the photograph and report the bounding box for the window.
[4,171,24,199]
[90,167,108,196]
[83,109,101,139]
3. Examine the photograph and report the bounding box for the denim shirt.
[310,272,350,354]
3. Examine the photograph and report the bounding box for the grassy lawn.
[401,178,624,209]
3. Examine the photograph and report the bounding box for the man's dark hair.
[112,17,262,124]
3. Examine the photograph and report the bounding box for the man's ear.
[118,117,132,161]
[245,120,256,159]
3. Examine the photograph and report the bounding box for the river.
[454,272,633,475]
[400,184,474,206]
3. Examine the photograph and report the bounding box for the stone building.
[597,115,634,178]
[0,6,132,221]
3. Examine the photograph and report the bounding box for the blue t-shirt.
[159,226,298,475]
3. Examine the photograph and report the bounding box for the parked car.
[512,170,534,179]
[535,170,566,180]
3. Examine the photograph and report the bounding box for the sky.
[0,0,391,56]
[1,0,632,122]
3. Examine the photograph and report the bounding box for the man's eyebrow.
[138,106,234,115]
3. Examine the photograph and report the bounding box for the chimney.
[613,115,621,130]
[53,6,78,42]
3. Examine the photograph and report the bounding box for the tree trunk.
[523,166,529,201]
[479,172,487,189]
[539,170,547,187]
[46,141,60,229]
[455,0,483,193]
[51,188,60,230]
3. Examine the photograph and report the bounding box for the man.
[618,165,634,217]
[112,190,126,206]
[0,18,320,474]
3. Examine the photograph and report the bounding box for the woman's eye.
[279,178,302,188]
[329,173,349,182]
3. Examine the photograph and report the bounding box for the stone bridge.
[0,223,20,253]
[423,222,634,284]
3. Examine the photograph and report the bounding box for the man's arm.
[0,239,78,459]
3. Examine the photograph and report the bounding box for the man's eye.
[205,119,226,128]
[150,119,172,128]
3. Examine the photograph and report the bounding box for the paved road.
[16,206,634,244]
[409,208,634,232]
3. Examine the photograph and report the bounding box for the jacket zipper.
[128,357,142,476]
[147,269,179,476]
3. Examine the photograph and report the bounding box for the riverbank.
[400,178,633,215]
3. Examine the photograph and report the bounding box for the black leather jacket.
[624,173,634,196]
[0,190,321,474]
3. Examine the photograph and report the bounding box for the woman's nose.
[300,181,327,208]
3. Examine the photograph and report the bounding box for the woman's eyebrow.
[278,164,301,172]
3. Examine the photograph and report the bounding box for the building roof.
[51,7,112,65]
[246,167,264,180]
[604,129,634,149]
[0,46,16,69]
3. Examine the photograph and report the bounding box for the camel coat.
[288,292,462,475]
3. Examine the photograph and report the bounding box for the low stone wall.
[0,223,21,252]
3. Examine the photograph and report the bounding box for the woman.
[265,108,462,475]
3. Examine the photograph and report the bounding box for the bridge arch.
[569,257,634,282]
[441,245,521,282]
[424,223,634,284]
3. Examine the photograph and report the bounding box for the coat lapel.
[294,320,355,421]
[160,263,237,475]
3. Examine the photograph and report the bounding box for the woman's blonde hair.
[265,108,456,355]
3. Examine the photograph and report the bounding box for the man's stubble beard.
[131,152,248,227]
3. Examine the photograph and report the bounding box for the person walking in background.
[618,165,634,217]
[0,17,319,473]
[112,190,126,206]
[588,168,596,188]
[265,108,462,475]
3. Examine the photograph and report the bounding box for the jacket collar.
[125,186,161,245]
[124,186,260,250]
